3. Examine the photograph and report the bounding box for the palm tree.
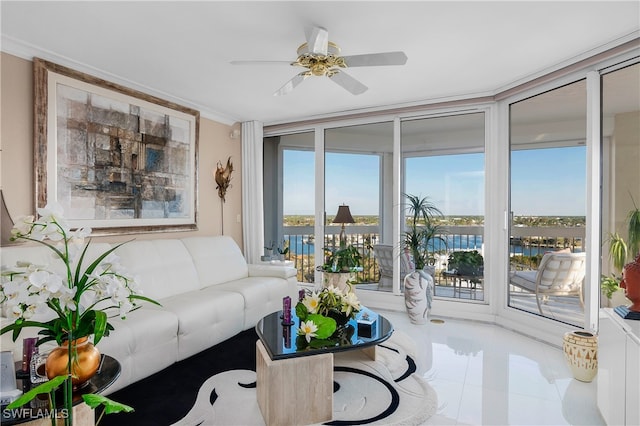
[402,193,446,271]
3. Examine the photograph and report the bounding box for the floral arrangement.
[0,203,159,425]
[295,285,361,348]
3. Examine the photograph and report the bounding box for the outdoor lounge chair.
[374,244,435,290]
[509,251,586,314]
[373,244,408,290]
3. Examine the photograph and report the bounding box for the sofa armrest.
[247,264,297,280]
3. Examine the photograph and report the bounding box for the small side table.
[2,355,120,426]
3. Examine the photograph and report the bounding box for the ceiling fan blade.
[342,51,408,67]
[305,26,329,55]
[329,71,368,95]
[274,73,309,96]
[230,60,292,66]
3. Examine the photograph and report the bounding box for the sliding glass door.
[323,122,392,289]
[600,62,640,308]
[402,112,486,301]
[508,80,587,327]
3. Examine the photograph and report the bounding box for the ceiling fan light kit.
[232,26,407,96]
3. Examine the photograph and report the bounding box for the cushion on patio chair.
[509,251,586,314]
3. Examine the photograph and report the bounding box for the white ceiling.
[1,1,639,126]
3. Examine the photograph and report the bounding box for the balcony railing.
[281,224,585,285]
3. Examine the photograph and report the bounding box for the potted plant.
[601,198,640,306]
[402,193,446,274]
[318,244,363,292]
[401,193,446,324]
[0,203,159,425]
[277,240,290,261]
[447,250,484,277]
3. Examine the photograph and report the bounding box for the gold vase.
[45,336,101,389]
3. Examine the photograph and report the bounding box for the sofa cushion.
[1,242,113,276]
[97,307,179,394]
[247,263,297,280]
[114,239,200,300]
[213,276,295,329]
[159,289,245,360]
[181,236,249,287]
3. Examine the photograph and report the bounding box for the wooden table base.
[256,340,333,426]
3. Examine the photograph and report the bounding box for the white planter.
[403,270,434,325]
[322,272,353,293]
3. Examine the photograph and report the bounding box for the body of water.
[285,234,567,257]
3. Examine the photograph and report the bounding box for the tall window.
[264,132,316,283]
[402,113,486,301]
[324,123,391,286]
[508,80,587,327]
[600,63,640,308]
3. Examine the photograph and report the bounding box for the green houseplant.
[447,250,484,277]
[318,244,363,292]
[602,198,640,304]
[320,244,363,273]
[402,193,446,271]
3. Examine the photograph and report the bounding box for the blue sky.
[283,146,586,217]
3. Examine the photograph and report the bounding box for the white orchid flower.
[2,280,29,305]
[36,203,65,223]
[118,300,134,318]
[22,304,39,319]
[57,287,77,311]
[10,304,23,319]
[11,215,35,236]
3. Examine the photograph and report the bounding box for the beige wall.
[613,110,640,231]
[0,52,243,246]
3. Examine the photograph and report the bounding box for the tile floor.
[378,309,605,425]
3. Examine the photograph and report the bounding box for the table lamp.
[333,205,355,246]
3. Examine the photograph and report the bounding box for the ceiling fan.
[230,26,408,96]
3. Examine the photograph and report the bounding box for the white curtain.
[241,121,264,264]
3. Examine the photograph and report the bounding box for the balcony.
[281,223,585,325]
[283,224,584,279]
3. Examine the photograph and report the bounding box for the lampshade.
[333,205,355,224]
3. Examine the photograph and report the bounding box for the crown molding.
[1,35,238,126]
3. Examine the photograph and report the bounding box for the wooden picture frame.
[34,58,199,235]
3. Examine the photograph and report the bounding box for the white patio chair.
[509,251,586,314]
[374,245,427,288]
[373,244,406,290]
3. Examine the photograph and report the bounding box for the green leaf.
[129,294,162,306]
[295,302,308,321]
[82,393,135,414]
[1,319,56,342]
[308,338,338,348]
[82,241,132,280]
[93,310,108,345]
[6,375,67,409]
[307,314,336,339]
[628,204,640,258]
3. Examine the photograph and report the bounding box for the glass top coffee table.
[255,306,393,426]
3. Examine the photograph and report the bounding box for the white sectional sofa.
[1,236,298,394]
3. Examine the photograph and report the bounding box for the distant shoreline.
[283,215,586,227]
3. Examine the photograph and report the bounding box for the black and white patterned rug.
[103,329,436,426]
[171,331,437,426]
